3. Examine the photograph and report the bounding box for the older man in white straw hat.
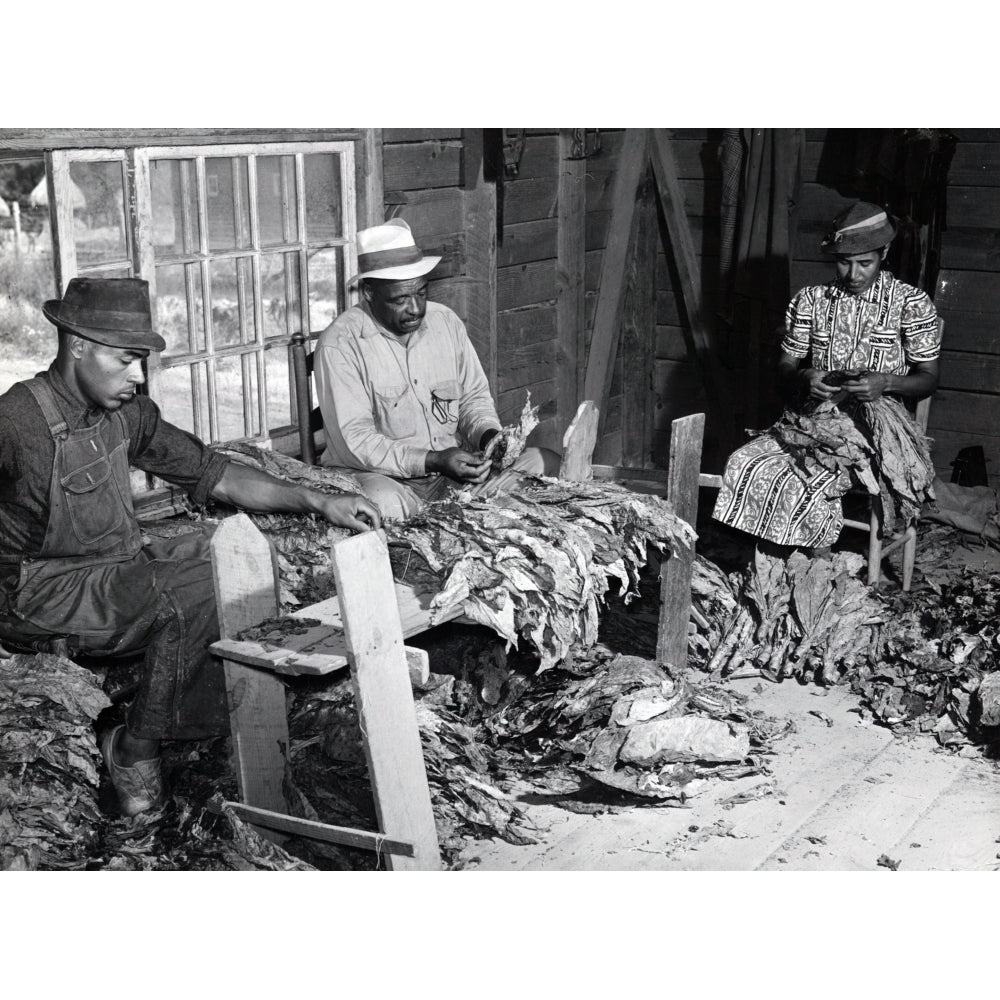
[314,218,559,521]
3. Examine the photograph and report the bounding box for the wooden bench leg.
[867,500,883,587]
[330,530,442,871]
[211,514,289,820]
[901,524,917,592]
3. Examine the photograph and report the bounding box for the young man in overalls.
[0,277,380,816]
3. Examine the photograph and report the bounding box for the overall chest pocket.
[59,436,128,545]
[373,384,416,440]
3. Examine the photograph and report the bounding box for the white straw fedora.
[349,218,441,285]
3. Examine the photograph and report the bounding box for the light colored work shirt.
[313,301,501,478]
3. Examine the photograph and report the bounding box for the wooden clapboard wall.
[928,128,1000,485]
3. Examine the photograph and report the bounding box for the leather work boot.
[100,724,164,817]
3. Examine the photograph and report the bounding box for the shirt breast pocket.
[429,379,460,433]
[373,383,416,440]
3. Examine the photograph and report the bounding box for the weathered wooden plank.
[503,176,558,224]
[938,350,1000,393]
[511,134,559,180]
[649,129,729,428]
[498,379,557,423]
[621,167,657,469]
[929,389,1000,437]
[498,303,556,345]
[559,401,600,481]
[582,128,647,422]
[209,800,415,857]
[945,142,1000,186]
[944,186,1000,229]
[383,129,462,143]
[657,414,704,669]
[498,339,557,392]
[393,188,464,240]
[497,217,558,267]
[652,359,710,430]
[329,530,441,871]
[210,513,289,823]
[936,269,1000,312]
[656,324,693,361]
[557,129,587,431]
[939,226,1000,271]
[0,128,365,151]
[587,173,718,218]
[497,259,557,311]
[382,139,463,191]
[462,129,498,396]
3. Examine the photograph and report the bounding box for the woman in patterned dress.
[712,201,941,549]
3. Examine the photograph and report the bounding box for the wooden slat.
[582,128,647,425]
[497,259,557,311]
[938,350,1000,393]
[210,514,289,822]
[927,389,1000,437]
[462,129,498,395]
[657,414,703,669]
[498,217,559,267]
[209,800,415,857]
[498,339,557,393]
[621,167,657,469]
[0,128,364,152]
[329,531,442,871]
[648,129,729,427]
[502,176,558,225]
[382,139,463,191]
[382,129,461,143]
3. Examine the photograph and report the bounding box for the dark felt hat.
[43,277,166,351]
[821,201,898,255]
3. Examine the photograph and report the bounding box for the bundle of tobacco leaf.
[482,651,789,803]
[697,549,885,685]
[0,654,110,870]
[757,396,934,529]
[385,480,695,670]
[482,393,539,474]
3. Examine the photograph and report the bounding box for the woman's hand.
[841,372,891,402]
[801,368,839,400]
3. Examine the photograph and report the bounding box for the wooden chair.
[841,393,932,591]
[291,331,323,465]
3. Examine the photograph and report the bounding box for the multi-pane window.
[46,142,357,454]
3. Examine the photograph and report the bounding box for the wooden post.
[621,166,657,469]
[647,130,729,433]
[11,199,20,258]
[210,514,290,822]
[556,129,587,438]
[656,413,704,670]
[330,530,442,871]
[461,128,498,396]
[582,128,648,428]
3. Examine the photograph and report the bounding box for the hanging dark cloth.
[718,128,805,426]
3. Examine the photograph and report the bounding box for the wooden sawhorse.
[208,513,457,871]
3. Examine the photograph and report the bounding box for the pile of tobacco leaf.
[757,395,935,533]
[384,480,695,670]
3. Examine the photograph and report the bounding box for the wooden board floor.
[456,679,999,872]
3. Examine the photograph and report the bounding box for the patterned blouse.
[781,271,941,375]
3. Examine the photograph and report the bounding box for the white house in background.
[28,174,86,210]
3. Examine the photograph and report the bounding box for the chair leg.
[901,523,917,592]
[867,500,882,586]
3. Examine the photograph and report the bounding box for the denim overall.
[0,378,228,740]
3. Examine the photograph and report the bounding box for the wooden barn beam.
[556,129,587,436]
[647,129,729,426]
[462,128,498,395]
[582,128,648,425]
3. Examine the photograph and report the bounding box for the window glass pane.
[265,345,292,430]
[260,251,301,340]
[257,155,298,247]
[156,363,209,438]
[210,258,241,348]
[0,161,55,394]
[155,262,205,357]
[303,153,342,242]
[69,160,128,268]
[307,246,344,333]
[151,159,200,256]
[216,353,258,441]
[205,156,251,251]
